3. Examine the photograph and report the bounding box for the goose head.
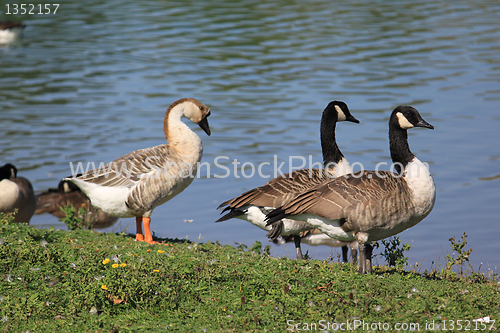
[324,101,360,124]
[58,178,81,193]
[391,106,434,130]
[182,98,211,136]
[0,163,17,180]
[389,106,434,173]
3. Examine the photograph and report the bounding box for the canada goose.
[0,21,25,44]
[65,98,211,244]
[0,163,36,223]
[280,229,358,263]
[266,106,435,274]
[35,178,119,229]
[217,101,359,259]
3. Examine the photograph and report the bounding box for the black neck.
[320,116,344,168]
[389,126,415,174]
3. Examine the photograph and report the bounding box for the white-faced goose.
[0,21,25,44]
[65,98,211,244]
[35,178,119,229]
[0,163,36,223]
[266,106,435,273]
[217,101,359,259]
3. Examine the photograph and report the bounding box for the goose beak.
[415,117,434,130]
[347,114,360,124]
[198,111,211,136]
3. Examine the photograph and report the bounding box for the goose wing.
[124,145,197,214]
[219,168,331,210]
[266,171,406,224]
[75,145,173,188]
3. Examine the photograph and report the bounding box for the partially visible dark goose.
[217,101,359,259]
[0,21,25,44]
[0,163,36,223]
[36,178,119,229]
[266,106,435,273]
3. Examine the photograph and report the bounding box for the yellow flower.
[102,259,110,265]
[112,263,119,268]
[119,263,127,267]
[147,249,151,253]
[153,269,159,273]
[157,250,165,254]
[101,285,108,290]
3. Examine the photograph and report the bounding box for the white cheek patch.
[335,105,347,122]
[396,112,414,129]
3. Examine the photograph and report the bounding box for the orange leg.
[142,217,156,244]
[135,216,144,242]
[135,216,157,244]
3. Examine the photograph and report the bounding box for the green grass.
[0,213,499,332]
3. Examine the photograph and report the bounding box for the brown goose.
[65,98,211,244]
[0,163,36,223]
[266,106,435,273]
[217,101,359,259]
[35,178,119,229]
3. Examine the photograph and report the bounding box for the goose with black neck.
[217,101,359,260]
[265,106,435,273]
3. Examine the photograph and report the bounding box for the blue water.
[1,0,499,273]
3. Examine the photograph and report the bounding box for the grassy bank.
[0,214,498,332]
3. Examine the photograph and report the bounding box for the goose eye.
[199,106,204,111]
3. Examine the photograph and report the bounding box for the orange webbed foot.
[142,217,157,244]
[135,216,158,244]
